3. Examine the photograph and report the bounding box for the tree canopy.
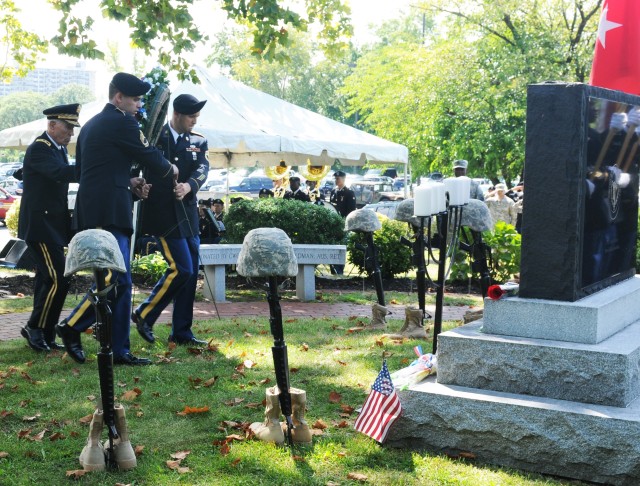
[341,0,603,183]
[0,0,353,83]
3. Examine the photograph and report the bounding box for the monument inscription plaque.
[520,83,640,301]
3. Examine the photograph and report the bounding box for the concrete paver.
[0,301,474,342]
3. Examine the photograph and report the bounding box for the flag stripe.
[353,361,402,443]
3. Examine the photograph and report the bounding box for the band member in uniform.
[307,180,321,203]
[132,94,209,346]
[283,176,310,202]
[57,72,178,366]
[18,103,81,352]
[211,198,225,222]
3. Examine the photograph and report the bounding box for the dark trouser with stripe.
[26,241,70,338]
[133,235,199,341]
[64,228,132,357]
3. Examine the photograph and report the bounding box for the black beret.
[43,103,81,127]
[334,170,346,178]
[111,72,151,97]
[289,176,300,182]
[173,94,207,115]
[259,188,274,197]
[212,198,224,205]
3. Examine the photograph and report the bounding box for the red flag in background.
[590,0,640,95]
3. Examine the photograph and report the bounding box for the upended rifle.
[89,269,119,469]
[266,276,294,447]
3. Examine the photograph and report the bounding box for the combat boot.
[103,404,137,470]
[369,303,390,330]
[79,409,106,471]
[284,387,312,445]
[384,307,429,340]
[249,386,285,445]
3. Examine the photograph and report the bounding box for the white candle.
[414,185,432,216]
[444,178,463,206]
[458,176,471,204]
[434,182,446,213]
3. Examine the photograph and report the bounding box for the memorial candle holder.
[413,178,470,353]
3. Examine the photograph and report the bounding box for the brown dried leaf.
[374,338,384,348]
[170,450,191,460]
[219,442,231,455]
[292,455,305,462]
[290,367,300,373]
[71,368,80,377]
[347,327,364,333]
[243,331,252,338]
[78,414,93,425]
[310,428,324,436]
[65,469,87,479]
[49,432,65,441]
[17,429,31,439]
[30,429,46,441]
[19,400,31,408]
[22,414,41,422]
[244,402,262,409]
[259,378,271,385]
[225,434,244,442]
[328,391,342,403]
[134,445,145,456]
[459,451,477,459]
[301,343,309,351]
[285,318,295,323]
[121,389,141,402]
[166,459,182,470]
[400,357,410,365]
[86,395,96,401]
[168,341,177,351]
[340,404,355,414]
[336,420,349,428]
[189,377,203,386]
[231,457,241,467]
[243,359,256,369]
[0,451,8,458]
[207,341,219,352]
[382,351,393,358]
[176,406,210,416]
[0,410,13,418]
[203,377,218,387]
[224,398,244,407]
[187,347,202,355]
[313,419,328,430]
[134,376,140,383]
[347,472,368,482]
[336,360,347,366]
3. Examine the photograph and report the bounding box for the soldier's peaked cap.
[111,72,151,97]
[334,170,346,178]
[453,159,468,169]
[173,94,207,115]
[43,103,81,127]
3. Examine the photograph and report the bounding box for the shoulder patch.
[139,131,149,147]
[35,138,51,147]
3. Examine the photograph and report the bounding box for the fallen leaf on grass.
[243,359,256,369]
[121,388,142,401]
[66,469,87,479]
[170,450,191,460]
[0,452,9,458]
[328,391,342,403]
[374,338,385,347]
[400,357,410,365]
[0,410,13,418]
[223,398,245,407]
[259,378,271,385]
[28,430,46,441]
[231,457,241,467]
[335,421,349,428]
[300,343,309,351]
[176,406,209,416]
[310,428,324,436]
[78,414,93,424]
[289,367,300,373]
[49,432,64,441]
[17,429,31,439]
[292,455,305,462]
[134,445,144,456]
[347,327,364,334]
[19,400,31,408]
[225,434,244,442]
[458,451,477,459]
[219,442,231,455]
[347,472,368,482]
[22,414,41,422]
[86,395,96,401]
[187,347,202,355]
[166,460,190,473]
[313,419,328,430]
[336,360,347,366]
[340,404,355,414]
[203,377,218,387]
[71,368,80,377]
[244,402,262,409]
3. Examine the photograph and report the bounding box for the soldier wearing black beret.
[18,104,81,352]
[132,93,209,347]
[259,188,274,198]
[57,72,179,366]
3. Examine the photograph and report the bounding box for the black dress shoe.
[132,312,155,344]
[46,340,65,351]
[169,336,208,346]
[113,353,152,366]
[56,320,85,364]
[20,327,50,352]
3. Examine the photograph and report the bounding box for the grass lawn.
[0,315,583,485]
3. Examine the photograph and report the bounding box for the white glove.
[610,112,627,131]
[628,108,640,127]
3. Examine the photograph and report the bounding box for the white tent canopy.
[0,65,408,169]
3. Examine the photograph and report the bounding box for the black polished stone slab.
[520,83,640,301]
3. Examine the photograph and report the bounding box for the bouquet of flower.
[390,346,437,390]
[136,66,170,145]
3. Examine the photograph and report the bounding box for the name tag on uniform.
[186,146,201,152]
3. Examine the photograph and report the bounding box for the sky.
[14,0,414,74]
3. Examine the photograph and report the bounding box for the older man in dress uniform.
[57,72,178,366]
[18,103,81,352]
[131,94,209,346]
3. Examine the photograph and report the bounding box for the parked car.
[363,200,402,220]
[0,186,17,225]
[0,178,22,195]
[229,176,274,194]
[350,180,405,208]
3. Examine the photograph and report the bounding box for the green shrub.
[131,251,168,284]
[223,198,345,244]
[450,221,521,284]
[347,217,413,279]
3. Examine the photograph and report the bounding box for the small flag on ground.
[353,360,402,443]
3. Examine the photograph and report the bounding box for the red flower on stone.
[487,285,505,300]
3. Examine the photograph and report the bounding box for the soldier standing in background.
[18,103,81,352]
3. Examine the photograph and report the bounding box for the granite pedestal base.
[386,377,640,485]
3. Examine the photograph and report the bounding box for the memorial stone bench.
[199,244,346,302]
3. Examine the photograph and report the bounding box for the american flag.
[353,361,402,443]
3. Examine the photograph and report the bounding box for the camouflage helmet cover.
[345,209,382,233]
[236,228,298,277]
[64,229,126,276]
